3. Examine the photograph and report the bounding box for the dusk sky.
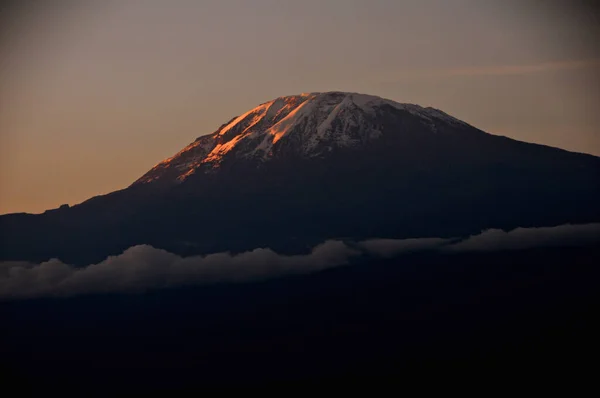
[1,0,599,214]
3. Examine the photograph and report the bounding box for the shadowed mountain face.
[1,92,599,265]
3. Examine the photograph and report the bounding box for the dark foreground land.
[1,245,598,391]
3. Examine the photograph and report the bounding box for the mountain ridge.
[1,91,599,265]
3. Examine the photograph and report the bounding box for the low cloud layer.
[358,237,452,258]
[0,241,358,300]
[444,223,600,253]
[1,223,599,300]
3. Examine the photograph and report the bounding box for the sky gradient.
[1,0,599,214]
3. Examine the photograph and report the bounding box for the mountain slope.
[1,92,599,265]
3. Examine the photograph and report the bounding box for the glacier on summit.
[134,91,468,185]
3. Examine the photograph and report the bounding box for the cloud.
[389,59,600,82]
[358,237,452,258]
[444,223,600,252]
[0,240,359,300]
[356,223,600,256]
[1,223,599,300]
[439,59,600,77]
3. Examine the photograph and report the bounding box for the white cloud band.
[1,223,598,300]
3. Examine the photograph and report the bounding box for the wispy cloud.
[441,59,600,77]
[389,59,600,82]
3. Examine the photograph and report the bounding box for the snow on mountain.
[134,91,468,185]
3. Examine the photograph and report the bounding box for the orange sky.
[1,0,599,215]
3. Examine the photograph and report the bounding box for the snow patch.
[134,91,469,185]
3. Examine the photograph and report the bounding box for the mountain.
[1,91,599,265]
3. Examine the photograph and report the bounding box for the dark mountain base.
[1,246,598,391]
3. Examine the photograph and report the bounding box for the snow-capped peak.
[133,92,468,185]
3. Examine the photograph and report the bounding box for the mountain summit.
[134,92,468,185]
[1,92,599,265]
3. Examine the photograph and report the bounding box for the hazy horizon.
[1,0,599,214]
